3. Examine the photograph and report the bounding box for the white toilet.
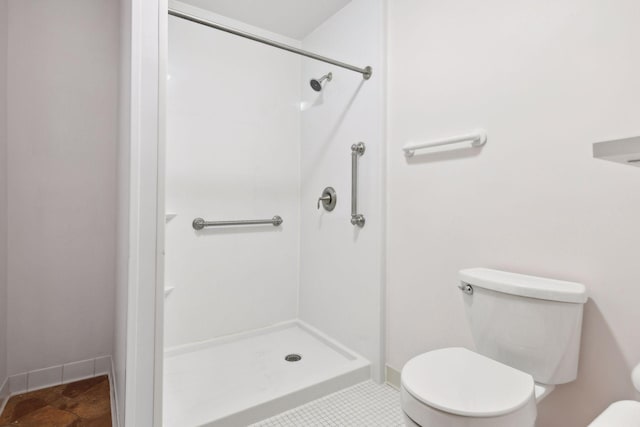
[588,363,640,426]
[401,268,588,427]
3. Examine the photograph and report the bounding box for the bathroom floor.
[250,381,405,427]
[0,375,112,427]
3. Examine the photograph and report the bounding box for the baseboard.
[385,365,401,390]
[0,377,9,415]
[109,356,120,427]
[2,355,118,426]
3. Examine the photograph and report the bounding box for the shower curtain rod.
[168,8,373,80]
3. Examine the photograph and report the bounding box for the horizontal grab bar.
[403,129,487,157]
[192,216,283,230]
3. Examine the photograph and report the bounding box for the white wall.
[387,1,640,426]
[115,0,132,424]
[164,3,302,348]
[6,0,119,375]
[299,0,386,382]
[0,0,8,391]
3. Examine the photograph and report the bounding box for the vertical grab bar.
[351,142,366,227]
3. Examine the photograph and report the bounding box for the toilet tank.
[459,268,588,385]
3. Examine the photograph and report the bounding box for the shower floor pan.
[163,320,370,427]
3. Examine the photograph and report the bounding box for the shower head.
[310,72,332,92]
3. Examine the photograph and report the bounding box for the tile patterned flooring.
[0,375,399,426]
[250,381,405,427]
[0,375,112,427]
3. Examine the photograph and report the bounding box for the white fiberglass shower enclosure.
[162,1,386,425]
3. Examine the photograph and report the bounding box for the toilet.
[401,268,588,427]
[588,363,640,426]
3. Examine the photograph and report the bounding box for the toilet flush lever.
[459,282,474,295]
[317,187,337,211]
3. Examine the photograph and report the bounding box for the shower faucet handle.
[317,195,331,209]
[317,187,337,211]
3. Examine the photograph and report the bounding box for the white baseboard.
[109,356,120,427]
[1,356,118,426]
[385,365,401,390]
[0,377,9,414]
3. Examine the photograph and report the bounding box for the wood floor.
[0,375,112,427]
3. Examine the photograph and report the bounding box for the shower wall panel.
[299,0,386,382]
[165,4,302,348]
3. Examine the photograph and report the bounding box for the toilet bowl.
[401,348,538,427]
[401,268,588,426]
[588,363,640,426]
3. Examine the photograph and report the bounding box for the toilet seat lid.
[401,347,535,417]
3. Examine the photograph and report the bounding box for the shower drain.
[284,353,302,362]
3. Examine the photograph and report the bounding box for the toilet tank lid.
[459,268,588,304]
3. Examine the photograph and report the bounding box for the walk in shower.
[163,1,385,425]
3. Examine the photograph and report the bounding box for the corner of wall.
[298,0,387,384]
[0,0,10,398]
[115,0,132,424]
[109,355,121,427]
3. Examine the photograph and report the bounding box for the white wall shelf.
[403,129,487,157]
[593,136,640,168]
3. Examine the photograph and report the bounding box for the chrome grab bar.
[351,142,366,227]
[192,216,283,230]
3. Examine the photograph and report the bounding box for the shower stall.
[162,1,386,425]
